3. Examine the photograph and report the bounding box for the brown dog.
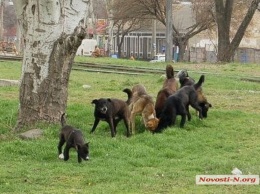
[196,87,212,117]
[123,84,159,134]
[155,64,179,118]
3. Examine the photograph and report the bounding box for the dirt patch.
[19,129,43,140]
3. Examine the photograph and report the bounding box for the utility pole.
[165,0,173,62]
[0,0,4,41]
[106,0,114,57]
[108,11,114,57]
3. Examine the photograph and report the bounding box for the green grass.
[0,57,260,193]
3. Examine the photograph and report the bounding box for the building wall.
[110,5,260,63]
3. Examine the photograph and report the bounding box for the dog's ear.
[107,98,112,102]
[92,99,98,104]
[85,142,89,146]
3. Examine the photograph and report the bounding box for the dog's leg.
[122,117,131,137]
[114,118,126,135]
[176,103,187,128]
[190,93,203,120]
[186,105,191,121]
[77,154,82,163]
[77,148,83,163]
[108,117,116,137]
[63,144,71,161]
[190,103,203,119]
[142,112,148,127]
[130,112,136,135]
[90,118,100,133]
[58,135,65,159]
[114,118,120,127]
[180,114,187,128]
[172,114,176,126]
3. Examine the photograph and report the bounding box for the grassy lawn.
[0,57,260,193]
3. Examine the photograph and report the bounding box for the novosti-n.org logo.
[196,175,259,185]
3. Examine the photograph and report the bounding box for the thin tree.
[113,19,143,58]
[109,0,150,58]
[131,0,215,62]
[13,1,91,130]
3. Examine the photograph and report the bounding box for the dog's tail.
[123,88,132,105]
[194,75,205,90]
[61,113,66,127]
[166,64,174,79]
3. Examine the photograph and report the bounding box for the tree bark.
[116,28,127,58]
[117,34,124,58]
[215,0,260,62]
[14,0,90,129]
[174,37,189,62]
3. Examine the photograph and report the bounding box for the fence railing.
[188,47,260,63]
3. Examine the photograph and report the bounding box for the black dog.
[176,69,195,87]
[154,75,205,132]
[177,69,212,117]
[58,113,89,163]
[91,97,131,137]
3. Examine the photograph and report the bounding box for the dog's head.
[196,88,212,118]
[77,142,90,161]
[176,69,196,87]
[146,118,159,131]
[92,98,112,114]
[132,84,147,96]
[199,102,212,118]
[176,69,188,79]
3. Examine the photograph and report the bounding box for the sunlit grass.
[0,59,260,193]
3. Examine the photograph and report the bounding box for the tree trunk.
[215,0,233,62]
[116,33,122,58]
[215,0,260,62]
[14,0,90,130]
[177,39,188,62]
[117,33,126,58]
[173,35,188,62]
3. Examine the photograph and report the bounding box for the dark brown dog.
[91,96,131,137]
[154,75,205,132]
[58,113,89,163]
[155,64,179,118]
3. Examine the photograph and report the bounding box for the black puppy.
[154,75,205,132]
[91,97,131,137]
[58,113,89,163]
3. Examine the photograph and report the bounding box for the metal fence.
[189,47,260,63]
